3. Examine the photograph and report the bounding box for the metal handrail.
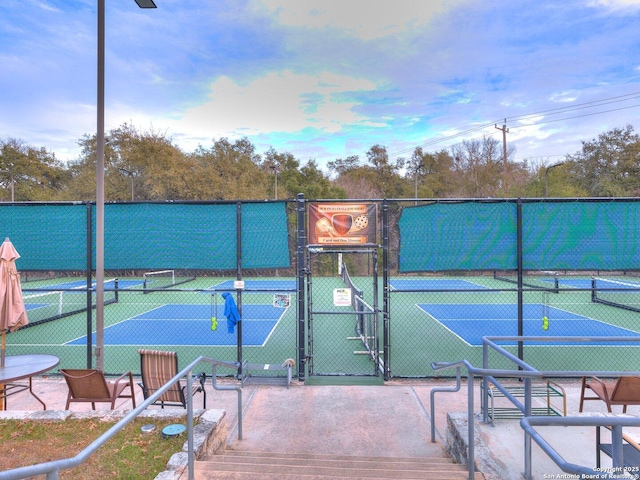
[521,416,640,479]
[0,356,242,480]
[212,358,245,440]
[431,336,640,480]
[430,364,462,443]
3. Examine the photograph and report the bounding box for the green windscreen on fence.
[398,202,516,272]
[398,200,640,272]
[241,202,291,269]
[99,203,237,270]
[97,202,291,270]
[0,201,290,271]
[0,204,88,270]
[523,201,640,270]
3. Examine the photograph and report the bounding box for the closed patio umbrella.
[0,238,29,368]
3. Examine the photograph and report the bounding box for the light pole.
[544,161,565,197]
[96,0,156,370]
[117,167,135,201]
[270,165,279,200]
[0,169,14,202]
[414,162,423,206]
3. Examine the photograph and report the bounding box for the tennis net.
[591,277,640,313]
[23,278,119,327]
[341,263,378,361]
[142,269,196,293]
[493,270,559,292]
[341,263,363,312]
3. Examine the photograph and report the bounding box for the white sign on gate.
[333,288,352,306]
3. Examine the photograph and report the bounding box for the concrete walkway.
[1,375,637,479]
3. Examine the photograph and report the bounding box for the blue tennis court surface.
[67,303,288,346]
[418,303,640,346]
[557,278,640,289]
[390,279,488,290]
[205,280,296,292]
[25,303,47,310]
[557,278,591,288]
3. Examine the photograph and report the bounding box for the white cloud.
[549,91,580,103]
[516,115,545,126]
[172,70,377,141]
[588,0,640,11]
[510,122,555,144]
[256,0,467,41]
[34,1,64,14]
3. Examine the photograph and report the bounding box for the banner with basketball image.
[308,203,377,245]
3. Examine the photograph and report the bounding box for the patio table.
[0,354,60,410]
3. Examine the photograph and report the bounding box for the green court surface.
[8,274,640,377]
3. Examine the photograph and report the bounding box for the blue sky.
[1,0,640,170]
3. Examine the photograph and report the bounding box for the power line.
[389,91,640,159]
[389,120,497,158]
[507,92,640,122]
[509,103,640,129]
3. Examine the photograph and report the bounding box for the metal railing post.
[481,341,489,423]
[611,424,624,469]
[186,370,194,480]
[429,365,462,443]
[467,371,475,480]
[211,361,243,440]
[524,377,532,479]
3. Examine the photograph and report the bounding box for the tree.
[567,125,640,197]
[6,122,640,202]
[192,137,267,200]
[450,136,507,197]
[328,155,377,198]
[295,160,346,199]
[0,138,68,201]
[366,145,408,198]
[66,124,197,201]
[327,155,360,177]
[407,148,457,198]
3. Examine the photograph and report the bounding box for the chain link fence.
[2,198,640,379]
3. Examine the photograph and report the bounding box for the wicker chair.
[60,368,136,410]
[138,349,206,409]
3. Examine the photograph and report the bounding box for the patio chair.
[579,375,640,413]
[138,349,206,409]
[60,368,136,410]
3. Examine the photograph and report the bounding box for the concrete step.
[193,450,484,479]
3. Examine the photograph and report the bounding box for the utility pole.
[495,118,509,191]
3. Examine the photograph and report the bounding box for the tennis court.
[418,302,640,346]
[66,303,289,347]
[389,279,490,290]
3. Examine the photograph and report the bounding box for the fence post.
[296,193,306,381]
[382,199,390,380]
[236,201,243,378]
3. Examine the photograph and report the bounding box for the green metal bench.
[486,380,566,423]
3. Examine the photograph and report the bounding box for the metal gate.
[305,247,381,378]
